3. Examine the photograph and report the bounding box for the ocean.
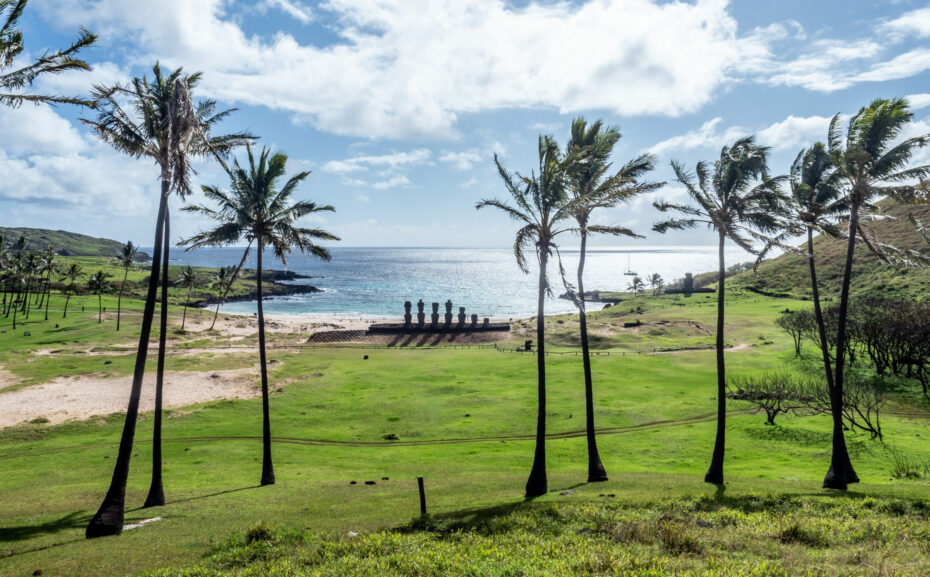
[158,246,749,319]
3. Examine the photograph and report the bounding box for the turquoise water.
[161,246,746,319]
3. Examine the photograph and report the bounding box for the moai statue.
[431,302,440,327]
[404,301,412,328]
[683,272,694,293]
[524,339,533,352]
[470,313,478,328]
[417,299,426,328]
[457,306,466,326]
[444,299,453,326]
[483,317,490,328]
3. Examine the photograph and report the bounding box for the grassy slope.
[0,227,151,259]
[1,289,930,575]
[731,198,930,300]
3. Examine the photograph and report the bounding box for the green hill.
[731,198,930,301]
[0,227,150,260]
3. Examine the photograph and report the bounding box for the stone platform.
[367,322,510,334]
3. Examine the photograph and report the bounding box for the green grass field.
[1,288,929,576]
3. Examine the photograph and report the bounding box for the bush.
[245,521,276,544]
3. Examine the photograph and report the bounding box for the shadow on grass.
[0,511,90,544]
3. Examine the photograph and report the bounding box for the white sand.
[0,367,261,428]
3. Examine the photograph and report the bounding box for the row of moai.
[404,299,490,329]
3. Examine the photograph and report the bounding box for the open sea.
[158,246,748,319]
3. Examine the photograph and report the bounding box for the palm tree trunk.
[525,248,548,497]
[117,268,129,331]
[144,210,170,508]
[86,188,169,539]
[63,291,71,318]
[705,230,727,485]
[808,228,858,484]
[43,280,51,321]
[257,236,275,486]
[577,231,607,482]
[823,208,859,490]
[210,242,252,331]
[98,293,102,323]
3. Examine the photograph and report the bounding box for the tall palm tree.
[820,98,930,490]
[653,136,785,485]
[88,270,110,323]
[0,235,7,312]
[175,265,196,331]
[37,245,54,320]
[116,241,137,331]
[1,0,96,108]
[181,145,338,486]
[83,64,252,537]
[563,117,661,482]
[783,143,860,484]
[477,135,579,497]
[204,252,251,330]
[61,263,83,318]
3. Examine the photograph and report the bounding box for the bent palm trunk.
[257,237,275,486]
[144,210,170,508]
[807,229,858,484]
[526,249,549,497]
[210,244,251,331]
[86,188,169,538]
[577,231,607,482]
[705,230,727,485]
[823,209,859,490]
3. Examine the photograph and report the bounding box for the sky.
[2,0,930,249]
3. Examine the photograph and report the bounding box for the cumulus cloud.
[907,94,930,110]
[649,114,834,156]
[439,149,484,170]
[648,118,745,156]
[322,149,431,173]
[45,0,773,140]
[0,105,87,156]
[881,7,930,39]
[372,175,410,190]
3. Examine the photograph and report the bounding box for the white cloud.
[908,94,930,110]
[262,0,313,24]
[0,105,87,155]
[322,149,431,173]
[459,177,478,189]
[46,0,770,139]
[439,149,484,170]
[881,7,930,39]
[851,48,930,84]
[372,175,410,190]
[649,114,833,157]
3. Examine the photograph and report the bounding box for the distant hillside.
[731,198,930,301]
[0,227,151,260]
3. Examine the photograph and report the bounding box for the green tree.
[820,98,930,490]
[477,135,578,497]
[61,263,83,318]
[83,64,252,536]
[627,276,644,293]
[38,245,55,320]
[653,136,785,485]
[87,270,110,323]
[181,145,338,486]
[1,0,96,108]
[175,265,196,331]
[647,273,664,295]
[115,241,137,331]
[563,117,661,482]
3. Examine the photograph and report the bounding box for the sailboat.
[623,254,637,276]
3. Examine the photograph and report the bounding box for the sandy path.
[0,367,261,428]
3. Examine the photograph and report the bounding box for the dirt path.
[0,367,261,428]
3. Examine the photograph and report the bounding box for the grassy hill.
[731,198,930,301]
[0,227,151,260]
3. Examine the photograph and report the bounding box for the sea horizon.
[153,245,753,319]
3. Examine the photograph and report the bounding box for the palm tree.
[83,64,252,537]
[477,135,579,497]
[648,273,664,295]
[820,98,930,490]
[627,276,644,293]
[1,0,97,108]
[563,117,661,483]
[37,245,55,320]
[88,270,110,323]
[204,254,251,330]
[115,241,137,331]
[653,136,785,485]
[181,145,338,486]
[782,143,861,484]
[61,263,83,318]
[175,265,196,331]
